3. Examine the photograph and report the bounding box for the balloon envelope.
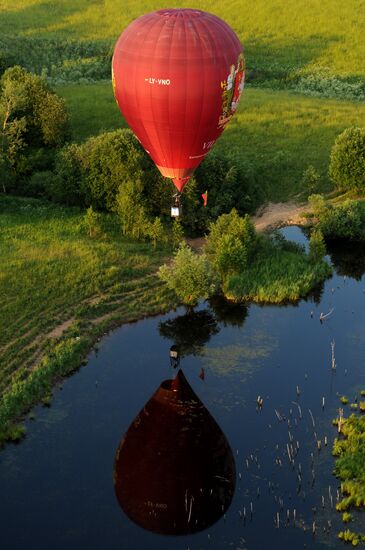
[112,9,245,192]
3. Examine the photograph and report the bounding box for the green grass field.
[0,195,174,440]
[58,82,365,201]
[1,0,364,79]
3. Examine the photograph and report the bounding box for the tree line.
[1,66,364,242]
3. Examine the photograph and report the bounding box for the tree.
[171,219,185,249]
[205,209,258,277]
[0,66,69,190]
[83,206,102,238]
[329,127,365,192]
[147,217,167,248]
[158,243,218,308]
[114,178,150,239]
[301,165,321,195]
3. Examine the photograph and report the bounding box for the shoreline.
[0,200,315,447]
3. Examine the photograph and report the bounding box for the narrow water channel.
[1,227,365,550]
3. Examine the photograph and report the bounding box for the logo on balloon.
[218,53,245,129]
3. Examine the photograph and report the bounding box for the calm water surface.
[1,227,365,550]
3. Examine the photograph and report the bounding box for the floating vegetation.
[338,529,365,546]
[340,396,349,405]
[332,413,365,543]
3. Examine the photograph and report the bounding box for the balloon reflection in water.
[114,369,236,535]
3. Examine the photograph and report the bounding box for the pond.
[1,227,365,550]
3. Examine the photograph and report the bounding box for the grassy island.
[223,238,331,303]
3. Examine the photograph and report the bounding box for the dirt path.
[252,201,309,232]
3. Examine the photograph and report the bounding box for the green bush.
[158,243,218,308]
[309,195,365,240]
[0,66,69,192]
[301,165,321,196]
[206,209,258,278]
[329,127,365,192]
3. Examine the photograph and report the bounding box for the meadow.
[58,83,365,202]
[0,195,174,441]
[1,0,364,82]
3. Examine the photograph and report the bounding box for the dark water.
[1,227,365,550]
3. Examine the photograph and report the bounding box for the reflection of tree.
[303,280,325,305]
[158,309,219,357]
[326,239,365,281]
[208,294,249,327]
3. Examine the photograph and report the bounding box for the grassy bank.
[58,83,365,202]
[0,195,174,443]
[223,238,331,303]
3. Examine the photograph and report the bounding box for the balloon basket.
[171,206,180,217]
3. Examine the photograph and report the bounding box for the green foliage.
[171,219,185,249]
[58,84,365,204]
[1,66,69,148]
[332,414,365,518]
[224,242,331,303]
[114,179,149,240]
[194,150,258,220]
[341,396,349,404]
[83,206,102,237]
[0,66,69,192]
[308,194,331,220]
[205,210,330,303]
[289,70,365,101]
[80,129,146,210]
[329,128,365,192]
[51,129,173,221]
[310,196,365,240]
[0,194,173,418]
[309,229,326,263]
[0,35,111,84]
[206,209,257,277]
[301,165,321,196]
[147,217,167,249]
[338,529,362,546]
[342,512,353,523]
[158,243,218,307]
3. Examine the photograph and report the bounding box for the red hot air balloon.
[112,9,245,209]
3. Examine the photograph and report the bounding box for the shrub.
[329,127,365,192]
[206,209,258,277]
[301,165,321,196]
[83,206,102,238]
[147,217,168,249]
[158,243,218,308]
[171,219,185,249]
[309,195,365,240]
